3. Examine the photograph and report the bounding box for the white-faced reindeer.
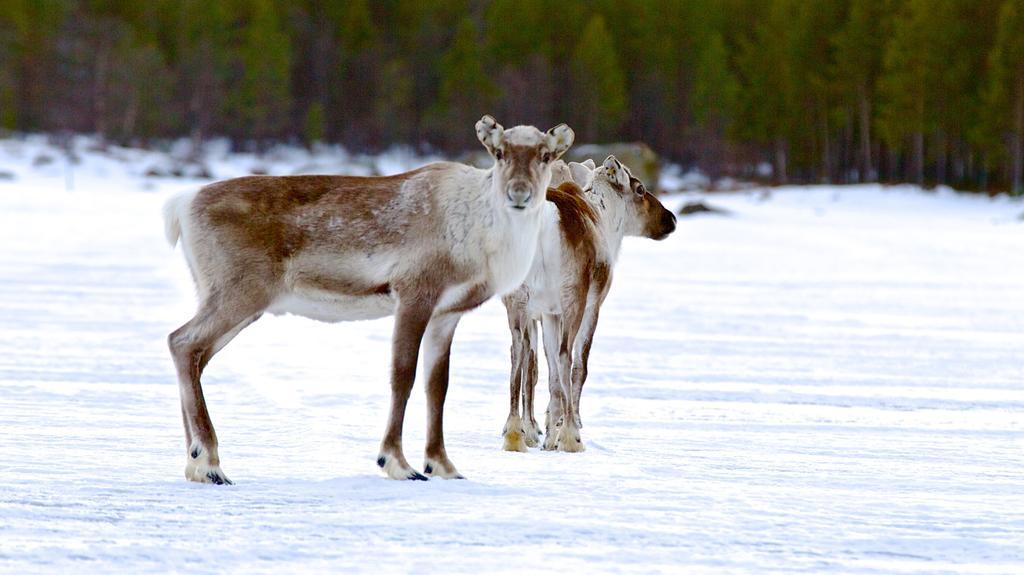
[501,156,676,452]
[164,115,574,484]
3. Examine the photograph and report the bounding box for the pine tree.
[832,0,891,181]
[984,0,1024,194]
[571,14,628,142]
[735,0,800,183]
[173,0,231,148]
[877,0,983,186]
[0,0,66,131]
[321,0,379,146]
[690,31,739,177]
[692,31,738,131]
[0,0,19,130]
[229,0,292,145]
[430,16,496,150]
[877,0,931,185]
[788,1,845,181]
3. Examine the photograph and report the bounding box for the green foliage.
[691,31,738,130]
[572,14,628,141]
[228,0,292,142]
[734,0,798,146]
[429,16,496,148]
[983,2,1024,145]
[983,0,1024,192]
[2,0,1022,191]
[877,0,931,149]
[332,0,376,53]
[304,102,326,146]
[485,0,552,64]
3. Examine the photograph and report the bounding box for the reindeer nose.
[507,182,533,209]
[661,209,677,236]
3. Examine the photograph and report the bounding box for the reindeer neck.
[584,185,627,263]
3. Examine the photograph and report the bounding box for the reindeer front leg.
[541,313,565,451]
[521,319,542,447]
[420,312,466,478]
[501,307,529,452]
[377,297,434,480]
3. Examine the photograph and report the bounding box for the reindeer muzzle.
[506,182,533,210]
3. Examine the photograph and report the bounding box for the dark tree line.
[0,0,1022,193]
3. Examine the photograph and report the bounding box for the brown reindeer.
[164,116,574,483]
[501,156,676,452]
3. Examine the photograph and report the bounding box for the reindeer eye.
[495,149,504,161]
[541,152,551,163]
[636,184,646,196]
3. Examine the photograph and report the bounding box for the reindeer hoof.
[423,456,464,479]
[502,415,529,452]
[185,462,232,485]
[556,422,585,453]
[377,453,428,481]
[502,430,528,452]
[205,470,233,485]
[523,419,541,447]
[542,434,559,451]
[184,444,232,484]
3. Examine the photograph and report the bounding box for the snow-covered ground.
[1,136,1023,574]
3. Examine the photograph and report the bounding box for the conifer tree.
[985,0,1024,193]
[571,14,628,142]
[735,0,800,183]
[430,16,496,149]
[878,0,931,185]
[833,0,891,181]
[229,0,292,144]
[174,0,231,147]
[691,31,739,176]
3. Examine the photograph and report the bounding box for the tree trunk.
[1012,72,1023,195]
[912,131,925,187]
[93,43,111,141]
[935,130,947,186]
[821,103,832,183]
[858,83,873,182]
[774,138,788,184]
[979,152,989,192]
[121,87,138,139]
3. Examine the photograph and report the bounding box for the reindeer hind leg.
[169,294,267,485]
[555,305,586,453]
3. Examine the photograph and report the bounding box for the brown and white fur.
[501,155,676,452]
[164,115,574,483]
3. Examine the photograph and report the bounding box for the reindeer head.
[476,115,574,211]
[589,155,676,240]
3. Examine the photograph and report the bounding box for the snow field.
[1,137,1022,573]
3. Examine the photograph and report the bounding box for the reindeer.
[164,115,574,483]
[501,155,677,452]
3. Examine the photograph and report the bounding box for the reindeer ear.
[549,160,573,187]
[545,123,574,160]
[582,159,596,170]
[476,115,505,156]
[568,161,594,189]
[602,155,622,179]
